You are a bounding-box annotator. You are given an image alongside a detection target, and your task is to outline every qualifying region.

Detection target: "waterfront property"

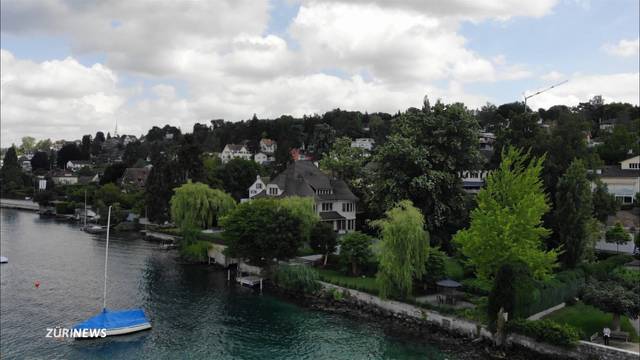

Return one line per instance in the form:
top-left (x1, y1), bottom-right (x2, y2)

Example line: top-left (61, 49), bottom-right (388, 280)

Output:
top-left (248, 160), bottom-right (358, 232)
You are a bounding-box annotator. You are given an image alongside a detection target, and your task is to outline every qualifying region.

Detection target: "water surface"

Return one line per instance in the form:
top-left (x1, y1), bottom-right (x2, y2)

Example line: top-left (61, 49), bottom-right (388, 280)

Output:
top-left (1, 209), bottom-right (451, 359)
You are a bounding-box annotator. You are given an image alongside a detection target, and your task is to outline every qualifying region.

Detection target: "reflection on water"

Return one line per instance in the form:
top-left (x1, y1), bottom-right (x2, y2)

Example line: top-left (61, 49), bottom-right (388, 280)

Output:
top-left (1, 209), bottom-right (449, 359)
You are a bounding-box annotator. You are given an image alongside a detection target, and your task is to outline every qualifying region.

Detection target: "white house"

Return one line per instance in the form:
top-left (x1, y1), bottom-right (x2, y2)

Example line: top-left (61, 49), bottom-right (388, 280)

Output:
top-left (259, 139), bottom-right (277, 154)
top-left (596, 155), bottom-right (640, 205)
top-left (66, 160), bottom-right (91, 171)
top-left (51, 172), bottom-right (79, 185)
top-left (254, 152), bottom-right (274, 165)
top-left (219, 144), bottom-right (252, 163)
top-left (459, 170), bottom-right (490, 194)
top-left (478, 132), bottom-right (496, 151)
top-left (248, 161), bottom-right (358, 233)
top-left (350, 138), bottom-right (375, 151)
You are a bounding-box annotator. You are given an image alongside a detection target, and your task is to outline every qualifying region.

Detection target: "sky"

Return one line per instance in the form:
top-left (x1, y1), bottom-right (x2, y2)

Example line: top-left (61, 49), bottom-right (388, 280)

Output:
top-left (1, 0), bottom-right (638, 146)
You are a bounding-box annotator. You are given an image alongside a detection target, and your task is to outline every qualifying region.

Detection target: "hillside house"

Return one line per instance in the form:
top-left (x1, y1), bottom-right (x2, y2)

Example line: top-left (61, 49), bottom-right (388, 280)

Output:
top-left (248, 161), bottom-right (358, 233)
top-left (350, 138), bottom-right (375, 151)
top-left (220, 144), bottom-right (252, 163)
top-left (595, 155), bottom-right (639, 205)
top-left (259, 139), bottom-right (277, 154)
top-left (121, 166), bottom-right (152, 189)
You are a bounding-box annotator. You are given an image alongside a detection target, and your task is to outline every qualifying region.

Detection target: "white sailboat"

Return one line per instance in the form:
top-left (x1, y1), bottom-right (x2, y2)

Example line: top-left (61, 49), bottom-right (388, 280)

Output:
top-left (73, 206), bottom-right (151, 338)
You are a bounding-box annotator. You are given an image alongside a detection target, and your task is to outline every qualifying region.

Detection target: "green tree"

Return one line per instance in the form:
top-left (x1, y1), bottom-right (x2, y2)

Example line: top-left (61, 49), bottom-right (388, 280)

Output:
top-left (145, 159), bottom-right (183, 223)
top-left (591, 179), bottom-right (619, 222)
top-left (320, 136), bottom-right (366, 182)
top-left (279, 196), bottom-right (319, 242)
top-left (19, 136), bottom-right (36, 155)
top-left (57, 143), bottom-right (83, 168)
top-left (81, 135), bottom-right (92, 160)
top-left (170, 182), bottom-right (236, 230)
top-left (339, 231), bottom-right (372, 276)
top-left (2, 146), bottom-right (19, 170)
top-left (597, 126), bottom-right (638, 164)
top-left (30, 151), bottom-right (50, 171)
top-left (582, 280), bottom-right (640, 331)
top-left (368, 103), bottom-right (481, 249)
top-left (373, 200), bottom-right (430, 299)
top-left (35, 139), bottom-right (52, 152)
top-left (219, 158), bottom-right (261, 201)
top-left (309, 222), bottom-right (337, 266)
top-left (95, 183), bottom-right (123, 206)
top-left (453, 147), bottom-right (558, 282)
top-left (420, 247), bottom-right (447, 291)
top-left (100, 162), bottom-right (127, 185)
top-left (202, 154), bottom-right (224, 189)
top-left (552, 160), bottom-right (593, 268)
top-left (605, 222), bottom-right (631, 253)
top-left (221, 199), bottom-right (303, 265)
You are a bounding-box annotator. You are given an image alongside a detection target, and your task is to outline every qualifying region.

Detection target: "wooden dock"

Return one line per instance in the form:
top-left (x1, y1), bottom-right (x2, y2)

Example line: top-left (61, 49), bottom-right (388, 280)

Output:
top-left (0, 199), bottom-right (39, 212)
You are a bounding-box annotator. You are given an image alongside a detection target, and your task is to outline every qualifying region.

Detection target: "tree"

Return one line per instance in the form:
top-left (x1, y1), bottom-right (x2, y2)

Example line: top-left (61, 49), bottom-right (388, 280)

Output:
top-left (92, 132), bottom-right (105, 155)
top-left (2, 146), bottom-right (19, 170)
top-left (219, 158), bottom-right (261, 201)
top-left (221, 199), bottom-right (303, 265)
top-left (453, 147), bottom-right (558, 282)
top-left (310, 222), bottom-right (337, 266)
top-left (420, 247), bottom-right (447, 291)
top-left (177, 134), bottom-right (204, 181)
top-left (309, 123), bottom-right (336, 157)
top-left (487, 261), bottom-right (535, 325)
top-left (35, 139), bottom-right (52, 152)
top-left (373, 200), bottom-right (430, 299)
top-left (95, 183), bottom-right (123, 206)
top-left (339, 231), bottom-right (372, 276)
top-left (582, 280), bottom-right (640, 331)
top-left (170, 182), bottom-right (236, 230)
top-left (278, 196), bottom-right (320, 242)
top-left (591, 179), bottom-right (619, 223)
top-left (367, 103), bottom-right (481, 249)
top-left (81, 135), bottom-right (92, 160)
top-left (552, 160), bottom-right (593, 268)
top-left (605, 223), bottom-right (631, 253)
top-left (56, 143), bottom-right (83, 168)
top-left (145, 159), bottom-right (183, 223)
top-left (597, 126), bottom-right (638, 164)
top-left (30, 151), bottom-right (50, 171)
top-left (320, 136), bottom-right (366, 182)
top-left (100, 163), bottom-right (128, 185)
top-left (19, 136), bottom-right (36, 155)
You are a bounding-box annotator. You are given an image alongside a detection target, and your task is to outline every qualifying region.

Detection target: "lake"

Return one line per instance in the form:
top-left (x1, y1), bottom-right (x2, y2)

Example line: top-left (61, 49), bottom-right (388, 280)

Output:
top-left (0, 208), bottom-right (453, 359)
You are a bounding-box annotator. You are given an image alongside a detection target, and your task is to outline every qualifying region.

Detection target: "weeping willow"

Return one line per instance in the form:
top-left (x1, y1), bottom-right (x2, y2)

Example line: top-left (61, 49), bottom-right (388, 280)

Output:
top-left (373, 200), bottom-right (430, 299)
top-left (170, 182), bottom-right (236, 230)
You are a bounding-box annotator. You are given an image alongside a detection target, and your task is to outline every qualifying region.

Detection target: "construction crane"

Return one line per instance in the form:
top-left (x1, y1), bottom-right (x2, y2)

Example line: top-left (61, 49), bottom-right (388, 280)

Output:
top-left (522, 80), bottom-right (568, 111)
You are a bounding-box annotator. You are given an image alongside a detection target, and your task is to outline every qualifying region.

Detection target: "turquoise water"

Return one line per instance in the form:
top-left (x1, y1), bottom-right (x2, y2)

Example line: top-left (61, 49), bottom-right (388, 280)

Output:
top-left (0, 209), bottom-right (452, 359)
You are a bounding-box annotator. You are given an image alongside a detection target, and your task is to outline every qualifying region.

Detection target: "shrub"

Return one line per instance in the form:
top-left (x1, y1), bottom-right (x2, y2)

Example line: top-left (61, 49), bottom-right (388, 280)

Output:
top-left (516, 269), bottom-right (586, 318)
top-left (180, 240), bottom-right (210, 262)
top-left (272, 264), bottom-right (321, 294)
top-left (581, 254), bottom-right (633, 280)
top-left (507, 319), bottom-right (581, 348)
top-left (462, 278), bottom-right (491, 296)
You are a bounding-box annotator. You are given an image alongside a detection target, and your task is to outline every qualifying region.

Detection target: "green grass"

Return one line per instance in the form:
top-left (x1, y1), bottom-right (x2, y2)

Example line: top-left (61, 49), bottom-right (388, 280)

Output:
top-left (317, 268), bottom-right (379, 294)
top-left (543, 302), bottom-right (639, 342)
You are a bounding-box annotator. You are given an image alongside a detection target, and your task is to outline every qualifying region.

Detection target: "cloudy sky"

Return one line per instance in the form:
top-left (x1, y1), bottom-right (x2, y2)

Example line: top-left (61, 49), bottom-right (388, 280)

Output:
top-left (1, 0), bottom-right (638, 145)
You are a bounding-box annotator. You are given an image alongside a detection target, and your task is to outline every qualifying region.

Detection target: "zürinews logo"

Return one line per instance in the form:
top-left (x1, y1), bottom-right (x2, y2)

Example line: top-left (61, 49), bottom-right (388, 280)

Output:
top-left (46, 328), bottom-right (107, 338)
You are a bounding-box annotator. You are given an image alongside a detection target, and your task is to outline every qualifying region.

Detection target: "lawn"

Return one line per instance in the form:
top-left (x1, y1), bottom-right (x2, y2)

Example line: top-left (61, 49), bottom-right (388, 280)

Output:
top-left (317, 268), bottom-right (379, 295)
top-left (543, 302), bottom-right (639, 342)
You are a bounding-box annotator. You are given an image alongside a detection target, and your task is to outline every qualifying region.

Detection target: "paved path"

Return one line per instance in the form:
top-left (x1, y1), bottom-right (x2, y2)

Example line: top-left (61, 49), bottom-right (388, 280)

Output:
top-left (0, 199), bottom-right (39, 211)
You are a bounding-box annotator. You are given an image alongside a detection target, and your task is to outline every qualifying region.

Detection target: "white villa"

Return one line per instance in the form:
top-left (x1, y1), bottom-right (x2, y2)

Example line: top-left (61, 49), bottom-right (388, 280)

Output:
top-left (66, 160), bottom-right (91, 171)
top-left (351, 138), bottom-right (375, 151)
top-left (260, 138), bottom-right (277, 154)
top-left (459, 170), bottom-right (490, 194)
top-left (248, 161), bottom-right (358, 233)
top-left (254, 152), bottom-right (274, 165)
top-left (595, 155), bottom-right (640, 205)
top-left (219, 144), bottom-right (252, 163)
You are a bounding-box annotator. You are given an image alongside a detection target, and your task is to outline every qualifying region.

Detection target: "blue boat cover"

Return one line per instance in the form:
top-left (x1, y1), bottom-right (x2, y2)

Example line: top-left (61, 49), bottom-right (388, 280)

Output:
top-left (74, 309), bottom-right (150, 330)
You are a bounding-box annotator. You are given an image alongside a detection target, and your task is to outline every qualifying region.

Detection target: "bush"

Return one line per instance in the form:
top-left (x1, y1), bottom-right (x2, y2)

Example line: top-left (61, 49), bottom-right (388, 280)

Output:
top-left (180, 240), bottom-right (210, 262)
top-left (462, 278), bottom-right (491, 296)
top-left (507, 319), bottom-right (581, 348)
top-left (272, 264), bottom-right (321, 294)
top-left (516, 269), bottom-right (586, 318)
top-left (581, 254), bottom-right (633, 280)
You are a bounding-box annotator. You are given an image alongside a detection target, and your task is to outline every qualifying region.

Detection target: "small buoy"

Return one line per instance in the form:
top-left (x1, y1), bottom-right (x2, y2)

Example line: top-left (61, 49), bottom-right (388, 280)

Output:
top-left (35, 280), bottom-right (40, 288)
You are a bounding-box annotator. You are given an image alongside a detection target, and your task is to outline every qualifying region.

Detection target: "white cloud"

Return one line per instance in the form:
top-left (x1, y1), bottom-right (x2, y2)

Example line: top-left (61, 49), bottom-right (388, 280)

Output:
top-left (541, 71), bottom-right (565, 81)
top-left (602, 38), bottom-right (640, 58)
top-left (1, 0), bottom-right (563, 144)
top-left (526, 72), bottom-right (639, 109)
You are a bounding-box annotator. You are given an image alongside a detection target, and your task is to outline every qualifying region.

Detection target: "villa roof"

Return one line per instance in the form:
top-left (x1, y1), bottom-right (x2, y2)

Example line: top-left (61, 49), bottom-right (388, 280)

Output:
top-left (225, 144), bottom-right (246, 151)
top-left (600, 165), bottom-right (640, 178)
top-left (265, 161), bottom-right (358, 201)
top-left (319, 211), bottom-right (345, 221)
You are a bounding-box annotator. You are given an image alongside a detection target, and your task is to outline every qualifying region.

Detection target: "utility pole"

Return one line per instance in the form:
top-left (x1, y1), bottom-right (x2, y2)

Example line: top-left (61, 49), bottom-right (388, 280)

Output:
top-left (522, 80), bottom-right (568, 112)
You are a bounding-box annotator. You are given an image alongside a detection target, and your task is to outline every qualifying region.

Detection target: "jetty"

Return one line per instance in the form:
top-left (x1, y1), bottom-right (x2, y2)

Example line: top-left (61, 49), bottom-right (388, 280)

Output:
top-left (142, 230), bottom-right (180, 242)
top-left (0, 199), bottom-right (39, 212)
top-left (236, 275), bottom-right (264, 290)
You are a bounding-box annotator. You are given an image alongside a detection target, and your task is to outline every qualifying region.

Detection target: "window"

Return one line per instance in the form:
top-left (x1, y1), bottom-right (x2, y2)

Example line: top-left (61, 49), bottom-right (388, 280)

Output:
top-left (629, 163), bottom-right (639, 169)
top-left (256, 183), bottom-right (262, 189)
top-left (269, 187), bottom-right (278, 195)
top-left (321, 202), bottom-right (333, 211)
top-left (338, 220), bottom-right (346, 230)
top-left (342, 202), bottom-right (354, 212)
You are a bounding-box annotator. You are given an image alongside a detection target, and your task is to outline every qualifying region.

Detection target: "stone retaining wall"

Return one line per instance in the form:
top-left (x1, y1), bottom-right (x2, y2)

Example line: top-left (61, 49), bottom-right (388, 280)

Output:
top-left (319, 282), bottom-right (639, 360)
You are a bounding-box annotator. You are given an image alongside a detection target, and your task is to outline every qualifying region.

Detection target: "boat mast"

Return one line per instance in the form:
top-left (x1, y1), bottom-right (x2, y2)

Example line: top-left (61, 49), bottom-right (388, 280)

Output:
top-left (103, 206), bottom-right (111, 310)
top-left (84, 190), bottom-right (87, 228)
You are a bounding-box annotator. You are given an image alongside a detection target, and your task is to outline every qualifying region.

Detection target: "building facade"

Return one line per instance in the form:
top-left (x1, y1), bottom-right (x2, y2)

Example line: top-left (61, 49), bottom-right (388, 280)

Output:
top-left (596, 155), bottom-right (640, 205)
top-left (248, 161), bottom-right (357, 233)
top-left (219, 144), bottom-right (252, 163)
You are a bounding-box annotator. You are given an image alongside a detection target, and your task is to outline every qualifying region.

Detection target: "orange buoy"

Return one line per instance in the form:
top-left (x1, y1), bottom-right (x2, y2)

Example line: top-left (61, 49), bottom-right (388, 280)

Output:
top-left (34, 280), bottom-right (40, 288)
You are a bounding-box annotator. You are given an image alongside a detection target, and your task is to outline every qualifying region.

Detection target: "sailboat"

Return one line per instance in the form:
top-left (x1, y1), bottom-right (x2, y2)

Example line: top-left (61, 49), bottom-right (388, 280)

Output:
top-left (73, 206), bottom-right (151, 338)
